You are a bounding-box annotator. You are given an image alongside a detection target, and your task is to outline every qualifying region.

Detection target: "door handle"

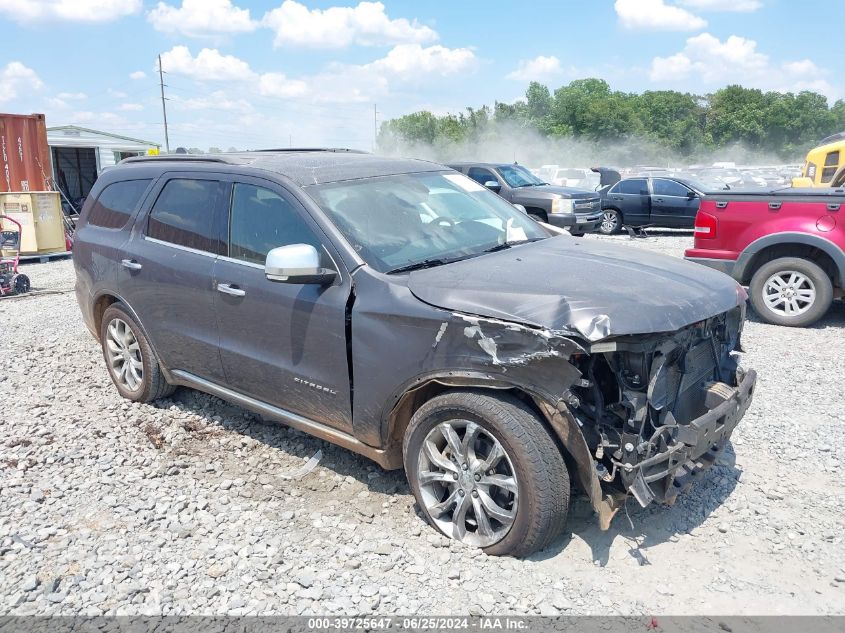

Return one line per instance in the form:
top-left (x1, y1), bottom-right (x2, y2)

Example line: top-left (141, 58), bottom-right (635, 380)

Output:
top-left (654, 198), bottom-right (664, 203)
top-left (217, 283), bottom-right (246, 297)
top-left (121, 259), bottom-right (142, 271)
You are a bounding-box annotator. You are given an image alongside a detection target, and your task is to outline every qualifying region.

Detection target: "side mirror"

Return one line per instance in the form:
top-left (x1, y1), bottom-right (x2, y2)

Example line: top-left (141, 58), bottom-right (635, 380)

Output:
top-left (687, 190), bottom-right (698, 200)
top-left (512, 203), bottom-right (527, 214)
top-left (265, 244), bottom-right (337, 285)
top-left (483, 180), bottom-right (501, 192)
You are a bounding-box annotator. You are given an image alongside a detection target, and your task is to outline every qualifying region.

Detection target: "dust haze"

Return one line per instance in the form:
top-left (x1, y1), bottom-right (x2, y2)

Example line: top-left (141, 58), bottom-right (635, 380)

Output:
top-left (378, 123), bottom-right (793, 168)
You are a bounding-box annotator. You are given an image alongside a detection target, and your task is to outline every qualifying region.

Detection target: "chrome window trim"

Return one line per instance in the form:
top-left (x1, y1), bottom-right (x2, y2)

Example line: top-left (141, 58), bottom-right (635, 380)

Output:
top-left (143, 236), bottom-right (217, 258)
top-left (217, 255), bottom-right (263, 270)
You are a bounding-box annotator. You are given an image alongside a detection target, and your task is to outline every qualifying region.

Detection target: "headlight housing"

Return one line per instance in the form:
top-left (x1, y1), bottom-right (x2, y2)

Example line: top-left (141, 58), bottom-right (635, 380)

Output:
top-left (551, 198), bottom-right (574, 214)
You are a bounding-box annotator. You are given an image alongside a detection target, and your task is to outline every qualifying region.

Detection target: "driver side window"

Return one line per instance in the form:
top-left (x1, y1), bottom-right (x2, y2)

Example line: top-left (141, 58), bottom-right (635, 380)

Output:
top-left (467, 167), bottom-right (496, 186)
top-left (228, 183), bottom-right (322, 265)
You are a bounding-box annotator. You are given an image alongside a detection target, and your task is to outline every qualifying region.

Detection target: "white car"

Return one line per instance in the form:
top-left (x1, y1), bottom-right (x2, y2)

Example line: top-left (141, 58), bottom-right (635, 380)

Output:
top-left (551, 168), bottom-right (600, 190)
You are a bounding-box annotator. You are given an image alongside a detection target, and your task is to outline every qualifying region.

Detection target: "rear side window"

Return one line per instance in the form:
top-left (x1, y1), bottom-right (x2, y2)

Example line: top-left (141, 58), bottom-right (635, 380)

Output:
top-left (87, 179), bottom-right (151, 229)
top-left (228, 183), bottom-right (321, 265)
top-left (618, 179), bottom-right (648, 195)
top-left (147, 179), bottom-right (222, 253)
top-left (822, 151), bottom-right (840, 183)
top-left (652, 179), bottom-right (689, 197)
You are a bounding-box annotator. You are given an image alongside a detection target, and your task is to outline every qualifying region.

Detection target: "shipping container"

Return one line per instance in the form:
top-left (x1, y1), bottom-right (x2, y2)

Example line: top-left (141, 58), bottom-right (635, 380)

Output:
top-left (0, 113), bottom-right (52, 193)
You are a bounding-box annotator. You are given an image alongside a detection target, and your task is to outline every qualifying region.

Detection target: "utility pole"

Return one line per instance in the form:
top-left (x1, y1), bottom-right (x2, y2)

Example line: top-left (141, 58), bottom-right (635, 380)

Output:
top-left (373, 103), bottom-right (378, 152)
top-left (158, 54), bottom-right (171, 154)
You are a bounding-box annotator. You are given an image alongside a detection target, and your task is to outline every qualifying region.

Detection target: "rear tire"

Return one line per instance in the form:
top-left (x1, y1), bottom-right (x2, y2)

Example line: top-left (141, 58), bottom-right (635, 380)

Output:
top-left (749, 257), bottom-right (832, 327)
top-left (100, 303), bottom-right (175, 402)
top-left (403, 390), bottom-right (570, 557)
top-left (598, 209), bottom-right (621, 235)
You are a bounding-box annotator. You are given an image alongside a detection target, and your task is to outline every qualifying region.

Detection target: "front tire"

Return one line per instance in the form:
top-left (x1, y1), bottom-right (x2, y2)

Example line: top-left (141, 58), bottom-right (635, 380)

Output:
top-left (749, 257), bottom-right (833, 327)
top-left (598, 209), bottom-right (621, 235)
top-left (13, 275), bottom-right (30, 294)
top-left (100, 303), bottom-right (175, 402)
top-left (403, 391), bottom-right (570, 557)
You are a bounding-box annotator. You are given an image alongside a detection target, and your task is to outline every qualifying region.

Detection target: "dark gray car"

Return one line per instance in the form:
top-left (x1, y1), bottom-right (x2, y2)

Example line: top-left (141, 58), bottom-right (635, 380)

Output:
top-left (73, 150), bottom-right (756, 556)
top-left (448, 162), bottom-right (602, 235)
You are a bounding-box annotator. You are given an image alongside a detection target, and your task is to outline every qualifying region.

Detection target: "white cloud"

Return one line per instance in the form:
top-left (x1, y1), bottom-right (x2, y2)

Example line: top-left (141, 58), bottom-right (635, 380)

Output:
top-left (506, 56), bottom-right (562, 82)
top-left (649, 33), bottom-right (837, 99)
top-left (678, 0), bottom-right (762, 11)
top-left (153, 42), bottom-right (475, 110)
top-left (257, 73), bottom-right (309, 98)
top-left (782, 59), bottom-right (820, 76)
top-left (57, 91), bottom-right (86, 100)
top-left (159, 46), bottom-right (256, 81)
top-left (173, 91), bottom-right (254, 113)
top-left (129, 70), bottom-right (147, 80)
top-left (367, 44), bottom-right (476, 79)
top-left (0, 62), bottom-right (43, 103)
top-left (262, 0), bottom-right (437, 48)
top-left (649, 53), bottom-right (694, 81)
top-left (0, 0), bottom-right (141, 22)
top-left (148, 0), bottom-right (256, 38)
top-left (650, 33), bottom-right (767, 82)
top-left (615, 0), bottom-right (706, 31)
top-left (118, 103), bottom-right (144, 111)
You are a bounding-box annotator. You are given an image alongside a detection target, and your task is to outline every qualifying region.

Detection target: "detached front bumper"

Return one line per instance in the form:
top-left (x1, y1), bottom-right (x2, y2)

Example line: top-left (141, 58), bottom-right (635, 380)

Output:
top-left (625, 368), bottom-right (757, 508)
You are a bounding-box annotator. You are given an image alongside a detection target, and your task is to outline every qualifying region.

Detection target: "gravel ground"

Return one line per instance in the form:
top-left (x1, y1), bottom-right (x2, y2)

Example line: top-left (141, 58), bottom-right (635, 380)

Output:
top-left (1, 233), bottom-right (844, 616)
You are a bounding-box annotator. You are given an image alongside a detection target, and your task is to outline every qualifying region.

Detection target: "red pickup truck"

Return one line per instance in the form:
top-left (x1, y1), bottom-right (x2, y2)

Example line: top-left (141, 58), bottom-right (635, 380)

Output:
top-left (685, 188), bottom-right (845, 327)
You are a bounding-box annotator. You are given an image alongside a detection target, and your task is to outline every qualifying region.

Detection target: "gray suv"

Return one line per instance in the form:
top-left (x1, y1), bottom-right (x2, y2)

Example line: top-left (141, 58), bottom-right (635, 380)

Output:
top-left (74, 150), bottom-right (756, 556)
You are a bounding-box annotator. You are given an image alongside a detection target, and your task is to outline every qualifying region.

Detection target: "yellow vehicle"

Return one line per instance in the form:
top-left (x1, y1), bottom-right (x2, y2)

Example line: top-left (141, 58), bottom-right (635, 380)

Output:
top-left (793, 132), bottom-right (845, 187)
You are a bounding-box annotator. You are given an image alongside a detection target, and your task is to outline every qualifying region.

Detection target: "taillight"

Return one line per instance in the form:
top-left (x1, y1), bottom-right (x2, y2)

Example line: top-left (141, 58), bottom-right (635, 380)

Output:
top-left (694, 211), bottom-right (717, 239)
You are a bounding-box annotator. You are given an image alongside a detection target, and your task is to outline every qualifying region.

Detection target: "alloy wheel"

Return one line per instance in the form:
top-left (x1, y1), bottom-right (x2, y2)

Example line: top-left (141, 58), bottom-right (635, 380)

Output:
top-left (416, 420), bottom-right (518, 547)
top-left (762, 270), bottom-right (816, 317)
top-left (600, 211), bottom-right (618, 233)
top-left (105, 318), bottom-right (144, 391)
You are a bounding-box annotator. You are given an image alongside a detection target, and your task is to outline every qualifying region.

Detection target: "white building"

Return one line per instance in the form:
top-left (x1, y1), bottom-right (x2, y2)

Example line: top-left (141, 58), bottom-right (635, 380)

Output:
top-left (46, 125), bottom-right (160, 200)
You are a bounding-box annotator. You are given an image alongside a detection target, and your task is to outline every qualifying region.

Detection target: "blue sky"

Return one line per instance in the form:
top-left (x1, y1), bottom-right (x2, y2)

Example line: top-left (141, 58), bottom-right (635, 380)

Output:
top-left (1, 0), bottom-right (841, 151)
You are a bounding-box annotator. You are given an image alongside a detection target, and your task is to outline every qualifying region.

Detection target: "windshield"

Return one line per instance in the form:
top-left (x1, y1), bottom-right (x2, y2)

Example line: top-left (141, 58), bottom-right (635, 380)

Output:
top-left (496, 165), bottom-right (546, 188)
top-left (307, 171), bottom-right (549, 273)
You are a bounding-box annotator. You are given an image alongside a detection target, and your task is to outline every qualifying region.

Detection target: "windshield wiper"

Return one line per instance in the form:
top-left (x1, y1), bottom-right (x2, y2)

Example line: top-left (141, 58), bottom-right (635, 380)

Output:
top-left (386, 258), bottom-right (451, 274)
top-left (482, 238), bottom-right (543, 254)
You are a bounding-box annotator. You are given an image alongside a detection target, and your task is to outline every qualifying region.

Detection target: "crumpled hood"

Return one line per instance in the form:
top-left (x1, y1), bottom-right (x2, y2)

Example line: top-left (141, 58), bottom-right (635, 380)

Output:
top-left (407, 236), bottom-right (743, 342)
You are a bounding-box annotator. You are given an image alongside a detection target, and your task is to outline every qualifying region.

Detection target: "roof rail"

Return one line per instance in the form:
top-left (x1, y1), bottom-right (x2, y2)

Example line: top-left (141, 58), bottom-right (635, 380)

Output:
top-left (121, 155), bottom-right (233, 165)
top-left (251, 147), bottom-right (369, 154)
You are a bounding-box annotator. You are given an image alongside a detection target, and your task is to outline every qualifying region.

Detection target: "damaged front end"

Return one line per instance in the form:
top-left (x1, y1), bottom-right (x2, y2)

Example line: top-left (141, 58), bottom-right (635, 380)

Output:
top-left (567, 304), bottom-right (756, 510)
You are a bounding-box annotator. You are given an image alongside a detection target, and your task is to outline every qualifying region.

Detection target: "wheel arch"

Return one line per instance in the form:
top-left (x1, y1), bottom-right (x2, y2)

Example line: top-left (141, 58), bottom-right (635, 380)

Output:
top-left (523, 206), bottom-right (548, 222)
top-left (736, 233), bottom-right (845, 288)
top-left (91, 291), bottom-right (168, 370)
top-left (382, 373), bottom-right (619, 529)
